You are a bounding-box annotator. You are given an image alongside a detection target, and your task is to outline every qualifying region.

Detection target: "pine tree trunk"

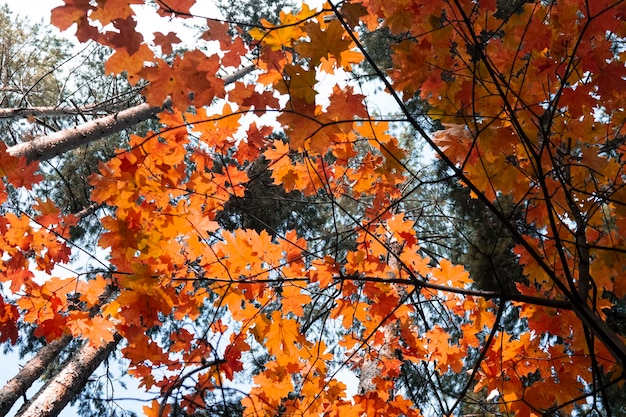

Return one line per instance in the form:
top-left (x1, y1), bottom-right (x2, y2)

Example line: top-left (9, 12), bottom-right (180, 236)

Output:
top-left (7, 102), bottom-right (163, 162)
top-left (0, 335), bottom-right (72, 417)
top-left (6, 65), bottom-right (255, 162)
top-left (0, 103), bottom-right (137, 119)
top-left (15, 335), bottom-right (122, 417)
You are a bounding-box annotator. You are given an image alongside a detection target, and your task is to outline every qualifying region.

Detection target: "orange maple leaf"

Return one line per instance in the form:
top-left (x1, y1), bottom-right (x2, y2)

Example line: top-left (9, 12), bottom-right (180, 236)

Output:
top-left (140, 52), bottom-right (224, 109)
top-left (0, 296), bottom-right (19, 344)
top-left (265, 311), bottom-right (302, 357)
top-left (156, 0), bottom-right (196, 17)
top-left (50, 0), bottom-right (91, 31)
top-left (0, 143), bottom-right (43, 189)
top-left (153, 31), bottom-right (182, 55)
top-left (90, 0), bottom-right (142, 25)
top-left (104, 44), bottom-right (154, 84)
top-left (294, 20), bottom-right (354, 68)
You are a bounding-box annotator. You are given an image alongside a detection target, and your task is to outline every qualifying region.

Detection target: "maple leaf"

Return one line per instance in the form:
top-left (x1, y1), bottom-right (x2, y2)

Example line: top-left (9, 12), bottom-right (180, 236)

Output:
top-left (140, 51), bottom-right (225, 108)
top-left (68, 312), bottom-right (116, 345)
top-left (294, 20), bottom-right (353, 68)
top-left (0, 295), bottom-right (19, 344)
top-left (50, 0), bottom-right (91, 31)
top-left (33, 198), bottom-right (61, 228)
top-left (386, 213), bottom-right (418, 247)
top-left (277, 64), bottom-right (318, 103)
top-left (101, 16), bottom-right (144, 55)
top-left (264, 312), bottom-right (302, 357)
top-left (432, 124), bottom-right (476, 165)
top-left (431, 259), bottom-right (471, 288)
top-left (480, 0), bottom-right (497, 12)
top-left (340, 2), bottom-right (368, 28)
top-left (153, 32), bottom-right (182, 55)
top-left (213, 165), bottom-right (249, 197)
top-left (263, 139), bottom-right (291, 164)
top-left (104, 44), bottom-right (154, 84)
top-left (203, 19), bottom-right (230, 47)
top-left (309, 256), bottom-right (339, 288)
top-left (326, 85), bottom-right (368, 120)
top-left (232, 123), bottom-right (272, 164)
top-left (156, 0), bottom-right (195, 17)
top-left (228, 83), bottom-right (280, 110)
top-left (32, 317), bottom-right (67, 342)
top-left (221, 45), bottom-right (242, 70)
top-left (596, 62), bottom-right (626, 101)
top-left (144, 400), bottom-right (171, 417)
top-left (249, 15), bottom-right (304, 51)
top-left (77, 275), bottom-right (109, 307)
top-left (280, 284), bottom-right (312, 316)
top-left (221, 333), bottom-right (250, 380)
top-left (90, 0), bottom-right (142, 26)
top-left (0, 143), bottom-right (43, 189)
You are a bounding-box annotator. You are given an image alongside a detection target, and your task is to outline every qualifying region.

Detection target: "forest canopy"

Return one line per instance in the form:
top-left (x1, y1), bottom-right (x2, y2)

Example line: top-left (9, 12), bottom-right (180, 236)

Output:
top-left (1, 1), bottom-right (626, 416)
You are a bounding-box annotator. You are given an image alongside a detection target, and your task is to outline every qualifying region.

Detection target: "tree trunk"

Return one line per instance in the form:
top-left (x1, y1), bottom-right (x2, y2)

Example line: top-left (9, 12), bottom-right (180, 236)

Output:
top-left (0, 335), bottom-right (72, 417)
top-left (15, 335), bottom-right (122, 417)
top-left (6, 65), bottom-right (255, 162)
top-left (7, 102), bottom-right (163, 162)
top-left (0, 103), bottom-right (137, 119)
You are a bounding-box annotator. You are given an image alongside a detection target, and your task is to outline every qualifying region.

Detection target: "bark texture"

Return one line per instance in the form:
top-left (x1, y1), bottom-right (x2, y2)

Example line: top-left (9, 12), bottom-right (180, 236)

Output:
top-left (15, 334), bottom-right (122, 417)
top-left (7, 102), bottom-right (162, 162)
top-left (0, 335), bottom-right (72, 417)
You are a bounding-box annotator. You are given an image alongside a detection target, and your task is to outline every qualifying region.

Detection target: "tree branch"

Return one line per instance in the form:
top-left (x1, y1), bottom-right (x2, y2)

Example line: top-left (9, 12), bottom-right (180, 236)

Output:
top-left (0, 104), bottom-right (133, 119)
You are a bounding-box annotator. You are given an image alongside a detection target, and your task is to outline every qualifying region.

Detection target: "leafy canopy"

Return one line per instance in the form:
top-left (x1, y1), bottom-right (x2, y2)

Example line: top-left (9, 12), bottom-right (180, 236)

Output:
top-left (1, 0), bottom-right (626, 416)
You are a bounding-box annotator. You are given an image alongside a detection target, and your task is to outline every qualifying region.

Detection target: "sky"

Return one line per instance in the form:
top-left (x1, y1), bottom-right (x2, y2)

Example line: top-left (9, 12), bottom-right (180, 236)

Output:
top-left (1, 0), bottom-right (62, 23)
top-left (0, 0), bottom-right (222, 40)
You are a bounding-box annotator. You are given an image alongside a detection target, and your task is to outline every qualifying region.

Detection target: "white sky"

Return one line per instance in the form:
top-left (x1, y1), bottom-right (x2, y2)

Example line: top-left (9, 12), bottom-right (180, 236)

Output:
top-left (0, 0), bottom-right (222, 42)
top-left (0, 0), bottom-right (62, 22)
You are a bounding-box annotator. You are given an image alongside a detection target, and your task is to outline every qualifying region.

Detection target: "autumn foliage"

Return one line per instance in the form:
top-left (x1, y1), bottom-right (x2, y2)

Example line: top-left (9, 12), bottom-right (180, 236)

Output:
top-left (2, 0), bottom-right (626, 416)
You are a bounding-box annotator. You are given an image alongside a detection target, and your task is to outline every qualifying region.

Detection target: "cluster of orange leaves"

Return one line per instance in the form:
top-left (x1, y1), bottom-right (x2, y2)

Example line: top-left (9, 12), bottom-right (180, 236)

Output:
top-left (0, 0), bottom-right (625, 416)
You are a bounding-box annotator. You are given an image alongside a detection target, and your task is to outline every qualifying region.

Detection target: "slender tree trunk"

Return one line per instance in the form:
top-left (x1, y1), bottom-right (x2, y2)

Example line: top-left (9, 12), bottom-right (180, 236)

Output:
top-left (7, 102), bottom-right (163, 162)
top-left (0, 335), bottom-right (72, 417)
top-left (15, 335), bottom-right (122, 417)
top-left (0, 103), bottom-right (137, 119)
top-left (6, 65), bottom-right (255, 162)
